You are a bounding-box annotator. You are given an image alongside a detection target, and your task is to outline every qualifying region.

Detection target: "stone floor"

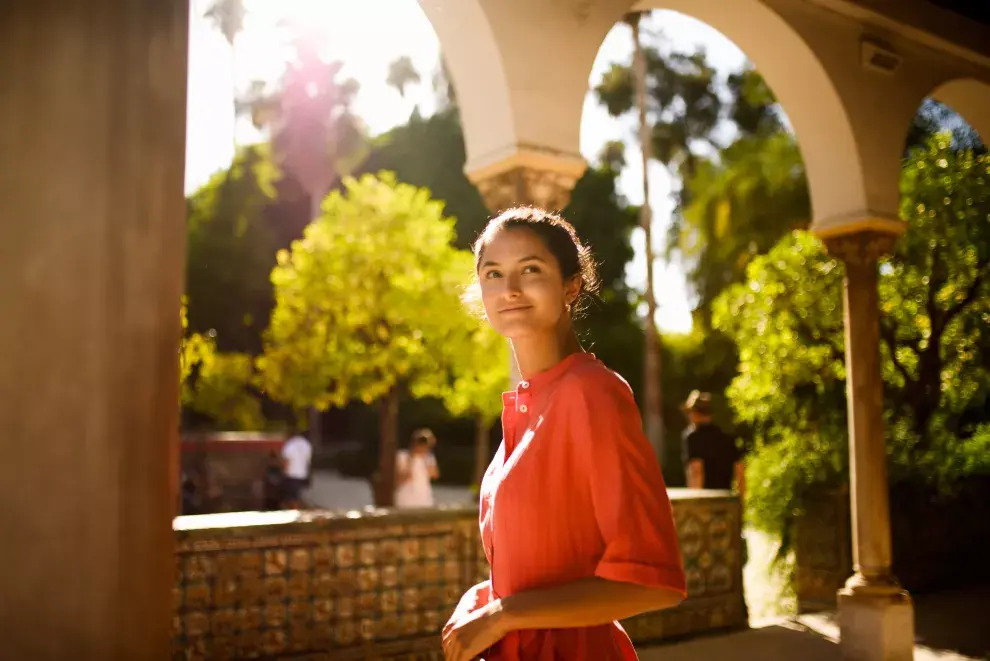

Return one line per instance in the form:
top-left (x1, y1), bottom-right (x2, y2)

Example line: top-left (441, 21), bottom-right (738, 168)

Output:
top-left (641, 584), bottom-right (990, 661)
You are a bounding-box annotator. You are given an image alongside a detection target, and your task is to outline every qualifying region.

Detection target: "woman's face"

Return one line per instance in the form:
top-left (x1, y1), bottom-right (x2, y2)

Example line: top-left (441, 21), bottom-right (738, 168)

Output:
top-left (477, 227), bottom-right (580, 340)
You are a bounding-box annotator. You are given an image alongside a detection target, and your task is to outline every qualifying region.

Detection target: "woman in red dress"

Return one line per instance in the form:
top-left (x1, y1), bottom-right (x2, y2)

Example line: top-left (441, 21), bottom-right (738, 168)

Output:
top-left (441, 207), bottom-right (686, 661)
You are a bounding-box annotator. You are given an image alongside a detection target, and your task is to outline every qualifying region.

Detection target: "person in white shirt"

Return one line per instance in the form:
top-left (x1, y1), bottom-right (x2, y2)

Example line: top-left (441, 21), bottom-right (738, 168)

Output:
top-left (395, 428), bottom-right (440, 508)
top-left (280, 430), bottom-right (313, 509)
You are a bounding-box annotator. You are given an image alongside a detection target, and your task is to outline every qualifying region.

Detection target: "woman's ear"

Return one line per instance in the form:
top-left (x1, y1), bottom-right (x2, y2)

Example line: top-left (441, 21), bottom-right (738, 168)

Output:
top-left (564, 275), bottom-right (583, 308)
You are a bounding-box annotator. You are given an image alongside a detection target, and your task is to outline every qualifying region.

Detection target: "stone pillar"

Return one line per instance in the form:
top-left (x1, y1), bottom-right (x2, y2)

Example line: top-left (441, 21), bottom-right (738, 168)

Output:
top-left (468, 148), bottom-right (587, 387)
top-left (821, 226), bottom-right (914, 661)
top-left (0, 2), bottom-right (188, 660)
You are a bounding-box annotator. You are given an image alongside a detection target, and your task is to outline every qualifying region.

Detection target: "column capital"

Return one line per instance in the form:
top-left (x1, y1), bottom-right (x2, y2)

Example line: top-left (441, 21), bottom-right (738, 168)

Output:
top-left (823, 231), bottom-right (900, 267)
top-left (466, 145), bottom-right (587, 212)
top-left (811, 211), bottom-right (905, 239)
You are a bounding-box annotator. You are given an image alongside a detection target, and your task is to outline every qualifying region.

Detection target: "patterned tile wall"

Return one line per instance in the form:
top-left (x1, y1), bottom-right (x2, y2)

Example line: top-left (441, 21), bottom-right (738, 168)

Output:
top-left (172, 493), bottom-right (743, 660)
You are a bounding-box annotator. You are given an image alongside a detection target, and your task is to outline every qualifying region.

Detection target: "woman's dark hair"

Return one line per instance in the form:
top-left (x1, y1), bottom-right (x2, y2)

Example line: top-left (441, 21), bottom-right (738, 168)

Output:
top-left (472, 206), bottom-right (600, 315)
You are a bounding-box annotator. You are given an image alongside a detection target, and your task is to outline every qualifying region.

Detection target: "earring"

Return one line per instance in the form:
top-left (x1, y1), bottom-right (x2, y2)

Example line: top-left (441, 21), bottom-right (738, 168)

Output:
top-left (565, 302), bottom-right (572, 312)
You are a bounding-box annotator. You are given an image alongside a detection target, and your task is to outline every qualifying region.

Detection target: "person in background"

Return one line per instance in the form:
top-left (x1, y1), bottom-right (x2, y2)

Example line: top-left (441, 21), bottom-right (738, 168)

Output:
top-left (395, 428), bottom-right (440, 508)
top-left (280, 429), bottom-right (313, 509)
top-left (263, 450), bottom-right (283, 510)
top-left (681, 390), bottom-right (745, 501)
top-left (180, 470), bottom-right (202, 516)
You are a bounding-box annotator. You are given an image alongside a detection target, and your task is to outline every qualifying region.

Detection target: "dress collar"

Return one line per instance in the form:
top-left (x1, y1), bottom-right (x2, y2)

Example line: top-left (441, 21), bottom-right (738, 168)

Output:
top-left (514, 352), bottom-right (596, 394)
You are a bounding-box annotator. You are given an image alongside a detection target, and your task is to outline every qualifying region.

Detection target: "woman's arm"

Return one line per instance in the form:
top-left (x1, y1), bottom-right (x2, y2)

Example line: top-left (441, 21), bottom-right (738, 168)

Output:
top-left (497, 577), bottom-right (683, 632)
top-left (427, 452), bottom-right (440, 480)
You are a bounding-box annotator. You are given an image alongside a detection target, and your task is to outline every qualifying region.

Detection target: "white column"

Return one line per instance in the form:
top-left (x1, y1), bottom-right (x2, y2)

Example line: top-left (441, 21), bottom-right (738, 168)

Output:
top-left (822, 228), bottom-right (915, 661)
top-left (0, 2), bottom-right (188, 659)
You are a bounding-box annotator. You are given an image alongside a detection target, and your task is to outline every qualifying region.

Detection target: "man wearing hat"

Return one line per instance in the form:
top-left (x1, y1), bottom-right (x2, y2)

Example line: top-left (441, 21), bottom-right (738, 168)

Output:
top-left (681, 390), bottom-right (745, 500)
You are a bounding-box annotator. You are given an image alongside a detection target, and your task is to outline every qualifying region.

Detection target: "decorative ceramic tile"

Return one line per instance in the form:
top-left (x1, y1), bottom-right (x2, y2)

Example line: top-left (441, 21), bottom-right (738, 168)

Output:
top-left (335, 544), bottom-right (356, 568)
top-left (172, 496), bottom-right (744, 658)
top-left (288, 571), bottom-right (311, 600)
top-left (335, 619), bottom-right (357, 646)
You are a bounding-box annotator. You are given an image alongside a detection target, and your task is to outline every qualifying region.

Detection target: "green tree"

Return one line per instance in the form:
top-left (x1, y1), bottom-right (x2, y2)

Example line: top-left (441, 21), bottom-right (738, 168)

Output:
top-left (180, 296), bottom-right (213, 400)
top-left (358, 108), bottom-right (490, 249)
top-left (713, 134), bottom-right (990, 549)
top-left (678, 131), bottom-right (810, 325)
top-left (563, 165), bottom-right (643, 395)
top-left (412, 319), bottom-right (509, 488)
top-left (186, 145), bottom-right (280, 355)
top-left (257, 172), bottom-right (481, 505)
top-left (180, 296), bottom-right (264, 430)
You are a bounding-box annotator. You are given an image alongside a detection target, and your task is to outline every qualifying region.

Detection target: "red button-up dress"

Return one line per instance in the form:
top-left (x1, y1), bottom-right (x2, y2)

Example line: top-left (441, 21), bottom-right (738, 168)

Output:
top-left (455, 352), bottom-right (686, 660)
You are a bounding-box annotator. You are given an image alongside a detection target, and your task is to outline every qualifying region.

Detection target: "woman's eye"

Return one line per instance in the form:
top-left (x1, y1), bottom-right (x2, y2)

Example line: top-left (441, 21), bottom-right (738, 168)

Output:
top-left (522, 265), bottom-right (541, 274)
top-left (484, 270), bottom-right (502, 279)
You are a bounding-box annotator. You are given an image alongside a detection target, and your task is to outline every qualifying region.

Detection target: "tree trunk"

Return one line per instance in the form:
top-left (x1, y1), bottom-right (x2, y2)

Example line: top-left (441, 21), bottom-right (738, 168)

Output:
top-left (473, 417), bottom-right (492, 489)
top-left (629, 13), bottom-right (665, 460)
top-left (307, 190), bottom-right (324, 447)
top-left (374, 388), bottom-right (400, 507)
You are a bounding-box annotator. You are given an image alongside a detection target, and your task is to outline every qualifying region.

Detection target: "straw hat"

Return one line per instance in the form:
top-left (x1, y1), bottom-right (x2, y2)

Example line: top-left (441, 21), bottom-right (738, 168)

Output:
top-left (683, 390), bottom-right (713, 415)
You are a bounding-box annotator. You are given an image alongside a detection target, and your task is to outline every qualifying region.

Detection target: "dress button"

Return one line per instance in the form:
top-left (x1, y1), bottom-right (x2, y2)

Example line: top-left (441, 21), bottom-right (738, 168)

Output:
top-left (519, 404), bottom-right (528, 413)
top-left (519, 381), bottom-right (530, 389)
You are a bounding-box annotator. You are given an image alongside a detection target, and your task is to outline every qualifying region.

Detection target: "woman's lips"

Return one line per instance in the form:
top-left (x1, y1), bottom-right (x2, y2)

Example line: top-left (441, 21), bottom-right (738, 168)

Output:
top-left (499, 305), bottom-right (533, 314)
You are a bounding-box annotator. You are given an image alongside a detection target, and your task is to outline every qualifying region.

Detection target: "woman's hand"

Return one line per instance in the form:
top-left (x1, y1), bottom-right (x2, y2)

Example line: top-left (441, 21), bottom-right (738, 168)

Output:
top-left (441, 598), bottom-right (508, 661)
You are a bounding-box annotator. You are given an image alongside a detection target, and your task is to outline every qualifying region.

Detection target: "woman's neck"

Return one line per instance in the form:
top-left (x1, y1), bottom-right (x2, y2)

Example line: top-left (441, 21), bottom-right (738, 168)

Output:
top-left (512, 327), bottom-right (583, 380)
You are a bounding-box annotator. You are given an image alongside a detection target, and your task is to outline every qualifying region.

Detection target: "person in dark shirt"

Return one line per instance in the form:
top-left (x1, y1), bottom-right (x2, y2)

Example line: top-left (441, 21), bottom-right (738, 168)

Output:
top-left (681, 390), bottom-right (745, 501)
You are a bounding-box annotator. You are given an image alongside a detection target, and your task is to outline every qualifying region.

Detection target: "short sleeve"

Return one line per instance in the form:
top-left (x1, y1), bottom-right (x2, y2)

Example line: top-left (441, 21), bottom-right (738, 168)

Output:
top-left (684, 429), bottom-right (703, 463)
top-left (451, 579), bottom-right (492, 620)
top-left (565, 372), bottom-right (686, 596)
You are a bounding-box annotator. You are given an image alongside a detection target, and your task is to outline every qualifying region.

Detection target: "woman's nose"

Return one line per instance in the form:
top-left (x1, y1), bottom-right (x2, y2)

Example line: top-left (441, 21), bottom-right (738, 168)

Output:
top-left (505, 273), bottom-right (523, 297)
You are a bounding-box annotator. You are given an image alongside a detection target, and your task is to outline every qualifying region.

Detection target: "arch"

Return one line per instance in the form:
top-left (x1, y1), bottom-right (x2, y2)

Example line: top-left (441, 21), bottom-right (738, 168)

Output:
top-left (630, 0), bottom-right (866, 224)
top-left (930, 77), bottom-right (990, 140)
top-left (415, 0), bottom-right (516, 171)
top-left (423, 0), bottom-right (874, 223)
top-left (420, 0), bottom-right (638, 176)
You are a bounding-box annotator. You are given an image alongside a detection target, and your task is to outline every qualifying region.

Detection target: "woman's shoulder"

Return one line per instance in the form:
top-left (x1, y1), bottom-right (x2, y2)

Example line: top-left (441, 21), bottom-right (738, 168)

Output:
top-left (557, 354), bottom-right (635, 402)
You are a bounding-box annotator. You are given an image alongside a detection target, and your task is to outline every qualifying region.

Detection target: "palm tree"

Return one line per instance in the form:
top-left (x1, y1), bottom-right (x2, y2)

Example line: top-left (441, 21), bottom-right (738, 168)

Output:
top-left (386, 56), bottom-right (422, 98)
top-left (596, 19), bottom-right (726, 460)
top-left (204, 0), bottom-right (246, 152)
top-left (596, 15), bottom-right (664, 457)
top-left (239, 26), bottom-right (369, 444)
top-left (627, 12), bottom-right (664, 459)
top-left (598, 139), bottom-right (627, 173)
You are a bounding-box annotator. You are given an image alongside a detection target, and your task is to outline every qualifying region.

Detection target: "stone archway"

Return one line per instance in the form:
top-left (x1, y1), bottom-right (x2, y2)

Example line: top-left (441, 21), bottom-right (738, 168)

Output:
top-left (423, 0), bottom-right (869, 230)
top-left (931, 77), bottom-right (990, 140)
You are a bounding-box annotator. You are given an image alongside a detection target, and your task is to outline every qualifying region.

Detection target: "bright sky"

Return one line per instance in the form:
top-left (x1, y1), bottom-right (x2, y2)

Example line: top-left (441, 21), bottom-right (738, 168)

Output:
top-left (185, 0), bottom-right (747, 333)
